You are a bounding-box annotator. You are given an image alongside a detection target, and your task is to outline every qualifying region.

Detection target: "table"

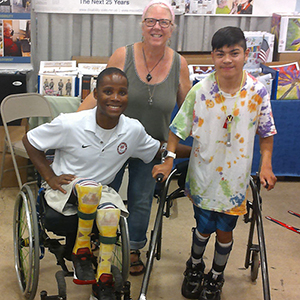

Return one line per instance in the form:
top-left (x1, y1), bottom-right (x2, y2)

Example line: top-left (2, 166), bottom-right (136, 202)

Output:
top-left (29, 96), bottom-right (81, 129)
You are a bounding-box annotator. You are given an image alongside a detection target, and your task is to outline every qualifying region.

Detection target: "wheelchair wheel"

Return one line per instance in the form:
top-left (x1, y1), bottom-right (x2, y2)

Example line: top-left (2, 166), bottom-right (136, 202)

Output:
top-left (250, 250), bottom-right (260, 282)
top-left (13, 184), bottom-right (40, 300)
top-left (111, 215), bottom-right (130, 284)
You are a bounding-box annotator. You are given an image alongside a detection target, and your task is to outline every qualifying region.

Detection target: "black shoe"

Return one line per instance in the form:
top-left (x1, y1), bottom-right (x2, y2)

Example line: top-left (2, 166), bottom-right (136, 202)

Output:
top-left (199, 271), bottom-right (224, 300)
top-left (181, 258), bottom-right (205, 299)
top-left (72, 247), bottom-right (96, 285)
top-left (90, 274), bottom-right (116, 300)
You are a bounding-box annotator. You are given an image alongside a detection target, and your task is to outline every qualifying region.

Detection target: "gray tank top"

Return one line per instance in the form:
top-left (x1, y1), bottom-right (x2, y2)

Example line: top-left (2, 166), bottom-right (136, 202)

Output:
top-left (124, 44), bottom-right (180, 141)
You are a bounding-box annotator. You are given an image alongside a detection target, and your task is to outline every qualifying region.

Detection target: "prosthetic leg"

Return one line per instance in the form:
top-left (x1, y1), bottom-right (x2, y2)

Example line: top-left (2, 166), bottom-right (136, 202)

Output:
top-left (91, 203), bottom-right (121, 300)
top-left (72, 181), bottom-right (102, 285)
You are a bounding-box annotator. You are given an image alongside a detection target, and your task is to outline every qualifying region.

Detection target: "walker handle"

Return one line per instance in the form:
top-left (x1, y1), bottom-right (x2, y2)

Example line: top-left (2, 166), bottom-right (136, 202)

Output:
top-left (156, 173), bottom-right (164, 183)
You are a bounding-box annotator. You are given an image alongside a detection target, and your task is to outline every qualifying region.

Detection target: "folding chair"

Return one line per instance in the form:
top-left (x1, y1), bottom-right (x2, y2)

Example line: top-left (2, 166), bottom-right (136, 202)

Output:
top-left (0, 93), bottom-right (53, 189)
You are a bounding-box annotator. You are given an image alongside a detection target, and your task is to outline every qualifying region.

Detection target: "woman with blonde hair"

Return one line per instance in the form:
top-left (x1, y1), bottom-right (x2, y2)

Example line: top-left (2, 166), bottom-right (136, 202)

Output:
top-left (78, 0), bottom-right (191, 276)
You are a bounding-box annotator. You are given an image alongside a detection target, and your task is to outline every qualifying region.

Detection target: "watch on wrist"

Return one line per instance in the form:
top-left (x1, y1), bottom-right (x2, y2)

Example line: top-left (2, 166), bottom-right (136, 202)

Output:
top-left (160, 142), bottom-right (167, 152)
top-left (162, 150), bottom-right (176, 163)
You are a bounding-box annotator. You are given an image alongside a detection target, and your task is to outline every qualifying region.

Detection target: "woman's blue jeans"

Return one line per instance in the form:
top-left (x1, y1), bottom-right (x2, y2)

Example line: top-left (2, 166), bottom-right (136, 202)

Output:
top-left (109, 157), bottom-right (158, 250)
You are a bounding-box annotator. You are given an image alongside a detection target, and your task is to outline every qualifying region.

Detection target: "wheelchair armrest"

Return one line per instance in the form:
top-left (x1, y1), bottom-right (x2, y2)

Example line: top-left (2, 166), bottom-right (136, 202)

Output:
top-left (174, 160), bottom-right (189, 174)
top-left (173, 160), bottom-right (189, 190)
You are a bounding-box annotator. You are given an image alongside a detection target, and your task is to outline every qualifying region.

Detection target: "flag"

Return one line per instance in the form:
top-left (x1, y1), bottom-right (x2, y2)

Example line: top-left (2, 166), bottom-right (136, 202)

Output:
top-left (258, 38), bottom-right (270, 63)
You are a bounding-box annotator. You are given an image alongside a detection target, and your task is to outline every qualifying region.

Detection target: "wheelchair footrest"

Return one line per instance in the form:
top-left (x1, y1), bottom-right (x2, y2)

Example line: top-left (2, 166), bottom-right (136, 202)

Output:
top-left (40, 290), bottom-right (66, 300)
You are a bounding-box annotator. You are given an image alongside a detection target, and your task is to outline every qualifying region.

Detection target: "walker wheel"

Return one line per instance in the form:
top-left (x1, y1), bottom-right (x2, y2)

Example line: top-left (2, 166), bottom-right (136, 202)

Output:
top-left (250, 250), bottom-right (260, 281)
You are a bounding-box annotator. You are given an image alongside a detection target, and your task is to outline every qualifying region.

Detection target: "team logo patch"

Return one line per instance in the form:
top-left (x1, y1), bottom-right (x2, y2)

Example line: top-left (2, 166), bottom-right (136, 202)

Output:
top-left (117, 142), bottom-right (127, 155)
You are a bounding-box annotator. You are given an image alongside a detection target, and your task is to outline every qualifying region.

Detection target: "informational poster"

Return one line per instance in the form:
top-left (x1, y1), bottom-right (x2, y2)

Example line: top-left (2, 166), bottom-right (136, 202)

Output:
top-left (0, 0), bottom-right (31, 63)
top-left (38, 60), bottom-right (80, 97)
top-left (32, 0), bottom-right (296, 16)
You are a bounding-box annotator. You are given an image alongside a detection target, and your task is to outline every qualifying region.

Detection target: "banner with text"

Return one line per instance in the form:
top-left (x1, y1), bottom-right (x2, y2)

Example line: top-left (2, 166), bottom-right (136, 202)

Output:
top-left (33, 0), bottom-right (148, 14)
top-left (32, 0), bottom-right (297, 16)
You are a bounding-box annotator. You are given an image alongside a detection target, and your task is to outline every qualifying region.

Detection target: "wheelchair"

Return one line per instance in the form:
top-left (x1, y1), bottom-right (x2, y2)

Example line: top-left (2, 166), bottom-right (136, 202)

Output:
top-left (138, 160), bottom-right (272, 300)
top-left (13, 182), bottom-right (132, 300)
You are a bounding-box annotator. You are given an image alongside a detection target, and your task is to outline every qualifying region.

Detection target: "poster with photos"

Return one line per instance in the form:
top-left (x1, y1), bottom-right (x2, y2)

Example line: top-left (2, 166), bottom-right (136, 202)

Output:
top-left (0, 0), bottom-right (31, 63)
top-left (38, 60), bottom-right (79, 97)
top-left (39, 75), bottom-right (77, 97)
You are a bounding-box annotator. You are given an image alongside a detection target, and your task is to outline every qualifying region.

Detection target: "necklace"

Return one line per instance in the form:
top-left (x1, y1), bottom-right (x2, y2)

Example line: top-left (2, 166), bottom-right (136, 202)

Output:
top-left (142, 46), bottom-right (165, 82)
top-left (147, 84), bottom-right (156, 105)
top-left (216, 71), bottom-right (245, 147)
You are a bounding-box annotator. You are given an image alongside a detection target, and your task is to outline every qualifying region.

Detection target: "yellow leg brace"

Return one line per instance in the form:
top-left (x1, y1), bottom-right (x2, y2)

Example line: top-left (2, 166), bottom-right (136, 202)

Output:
top-left (96, 208), bottom-right (120, 281)
top-left (73, 183), bottom-right (102, 255)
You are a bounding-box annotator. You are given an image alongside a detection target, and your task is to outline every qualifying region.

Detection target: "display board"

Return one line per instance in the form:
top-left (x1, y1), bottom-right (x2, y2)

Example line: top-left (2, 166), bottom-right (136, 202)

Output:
top-left (0, 0), bottom-right (31, 63)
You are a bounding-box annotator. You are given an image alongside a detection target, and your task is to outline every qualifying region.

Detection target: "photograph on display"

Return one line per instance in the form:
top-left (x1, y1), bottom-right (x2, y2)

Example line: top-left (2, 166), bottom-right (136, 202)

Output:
top-left (0, 0), bottom-right (12, 13)
top-left (3, 19), bottom-right (31, 57)
top-left (39, 75), bottom-right (77, 97)
top-left (284, 18), bottom-right (300, 51)
top-left (12, 0), bottom-right (31, 13)
top-left (276, 16), bottom-right (300, 53)
top-left (183, 0), bottom-right (253, 15)
top-left (215, 0), bottom-right (253, 15)
top-left (0, 0), bottom-right (31, 13)
top-left (271, 62), bottom-right (300, 100)
top-left (184, 0), bottom-right (214, 14)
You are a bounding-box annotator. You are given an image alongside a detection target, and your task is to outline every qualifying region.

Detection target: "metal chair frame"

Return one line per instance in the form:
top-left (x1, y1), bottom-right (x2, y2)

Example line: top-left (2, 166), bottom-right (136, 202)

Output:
top-left (0, 93), bottom-right (53, 189)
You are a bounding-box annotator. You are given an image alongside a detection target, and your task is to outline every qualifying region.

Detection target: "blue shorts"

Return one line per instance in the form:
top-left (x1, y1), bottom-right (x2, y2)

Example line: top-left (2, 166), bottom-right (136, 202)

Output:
top-left (193, 205), bottom-right (239, 234)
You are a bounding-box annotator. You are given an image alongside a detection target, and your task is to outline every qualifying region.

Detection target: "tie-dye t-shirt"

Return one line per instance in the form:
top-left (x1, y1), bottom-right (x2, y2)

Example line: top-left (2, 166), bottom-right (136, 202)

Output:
top-left (170, 71), bottom-right (276, 216)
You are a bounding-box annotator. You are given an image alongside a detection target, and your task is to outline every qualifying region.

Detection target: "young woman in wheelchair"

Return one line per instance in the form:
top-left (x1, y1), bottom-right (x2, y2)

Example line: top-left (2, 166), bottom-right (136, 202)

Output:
top-left (22, 67), bottom-right (170, 300)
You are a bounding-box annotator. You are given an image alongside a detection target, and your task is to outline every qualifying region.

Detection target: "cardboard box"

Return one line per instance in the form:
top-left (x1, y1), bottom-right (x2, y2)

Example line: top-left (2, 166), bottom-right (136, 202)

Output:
top-left (72, 56), bottom-right (110, 65)
top-left (276, 53), bottom-right (300, 61)
top-left (0, 126), bottom-right (29, 188)
top-left (180, 52), bottom-right (213, 65)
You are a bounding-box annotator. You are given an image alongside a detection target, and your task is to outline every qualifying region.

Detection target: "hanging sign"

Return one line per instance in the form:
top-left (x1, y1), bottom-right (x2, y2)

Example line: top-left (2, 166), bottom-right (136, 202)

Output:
top-left (33, 0), bottom-right (147, 14)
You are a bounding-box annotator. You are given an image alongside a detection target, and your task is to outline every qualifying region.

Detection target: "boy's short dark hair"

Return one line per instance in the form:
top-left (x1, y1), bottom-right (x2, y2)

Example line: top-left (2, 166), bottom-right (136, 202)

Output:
top-left (211, 26), bottom-right (247, 51)
top-left (96, 67), bottom-right (128, 88)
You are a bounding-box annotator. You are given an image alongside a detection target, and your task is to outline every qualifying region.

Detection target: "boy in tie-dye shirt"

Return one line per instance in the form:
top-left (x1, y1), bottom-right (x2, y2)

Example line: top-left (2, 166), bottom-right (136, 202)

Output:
top-left (152, 26), bottom-right (277, 300)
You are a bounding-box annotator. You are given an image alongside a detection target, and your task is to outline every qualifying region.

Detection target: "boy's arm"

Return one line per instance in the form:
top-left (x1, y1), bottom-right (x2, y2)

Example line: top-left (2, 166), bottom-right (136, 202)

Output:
top-left (154, 142), bottom-right (191, 160)
top-left (22, 134), bottom-right (75, 193)
top-left (152, 130), bottom-right (181, 181)
top-left (259, 135), bottom-right (277, 190)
